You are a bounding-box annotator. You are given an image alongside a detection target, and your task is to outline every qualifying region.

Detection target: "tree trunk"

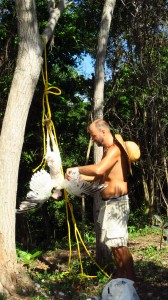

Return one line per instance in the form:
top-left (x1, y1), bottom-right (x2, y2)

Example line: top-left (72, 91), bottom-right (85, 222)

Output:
top-left (93, 0), bottom-right (116, 268)
top-left (0, 0), bottom-right (66, 295)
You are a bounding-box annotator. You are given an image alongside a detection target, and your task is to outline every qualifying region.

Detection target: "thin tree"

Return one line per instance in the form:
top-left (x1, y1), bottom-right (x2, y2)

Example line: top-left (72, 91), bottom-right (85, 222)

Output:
top-left (0, 0), bottom-right (66, 295)
top-left (93, 0), bottom-right (116, 266)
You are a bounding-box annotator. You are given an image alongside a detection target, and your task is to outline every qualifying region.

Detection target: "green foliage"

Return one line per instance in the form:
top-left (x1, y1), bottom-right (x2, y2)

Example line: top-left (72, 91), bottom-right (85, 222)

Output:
top-left (16, 249), bottom-right (42, 266)
top-left (33, 297), bottom-right (46, 300)
top-left (84, 231), bottom-right (95, 244)
top-left (46, 200), bottom-right (68, 241)
top-left (137, 245), bottom-right (161, 261)
top-left (129, 205), bottom-right (148, 229)
top-left (128, 225), bottom-right (136, 233)
top-left (21, 150), bottom-right (36, 165)
top-left (129, 225), bottom-right (158, 238)
top-left (0, 294), bottom-right (7, 300)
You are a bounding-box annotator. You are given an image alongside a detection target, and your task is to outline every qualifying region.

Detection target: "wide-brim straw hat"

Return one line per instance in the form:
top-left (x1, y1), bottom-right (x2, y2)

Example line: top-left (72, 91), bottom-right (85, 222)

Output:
top-left (115, 134), bottom-right (141, 174)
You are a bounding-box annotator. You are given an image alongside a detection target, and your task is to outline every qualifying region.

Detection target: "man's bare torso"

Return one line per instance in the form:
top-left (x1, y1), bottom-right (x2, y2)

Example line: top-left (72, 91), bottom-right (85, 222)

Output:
top-left (100, 143), bottom-right (129, 199)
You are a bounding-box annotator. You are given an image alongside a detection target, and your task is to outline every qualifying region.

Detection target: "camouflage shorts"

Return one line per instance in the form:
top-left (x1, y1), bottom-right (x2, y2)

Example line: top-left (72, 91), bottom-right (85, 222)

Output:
top-left (98, 195), bottom-right (130, 248)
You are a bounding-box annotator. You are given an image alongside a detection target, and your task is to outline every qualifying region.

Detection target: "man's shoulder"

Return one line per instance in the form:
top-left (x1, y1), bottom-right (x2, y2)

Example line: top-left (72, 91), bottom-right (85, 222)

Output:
top-left (105, 144), bottom-right (121, 158)
top-left (110, 143), bottom-right (120, 153)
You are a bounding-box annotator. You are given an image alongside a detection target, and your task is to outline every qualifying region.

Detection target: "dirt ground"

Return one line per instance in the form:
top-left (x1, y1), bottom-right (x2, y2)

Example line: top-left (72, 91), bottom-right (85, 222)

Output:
top-left (37, 232), bottom-right (168, 299)
top-left (129, 233), bottom-right (168, 300)
top-left (11, 232), bottom-right (168, 300)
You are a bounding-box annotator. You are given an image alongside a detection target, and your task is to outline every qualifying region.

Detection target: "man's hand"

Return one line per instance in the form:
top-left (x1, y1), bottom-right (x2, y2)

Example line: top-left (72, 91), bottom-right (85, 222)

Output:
top-left (65, 167), bottom-right (73, 180)
top-left (65, 167), bottom-right (79, 180)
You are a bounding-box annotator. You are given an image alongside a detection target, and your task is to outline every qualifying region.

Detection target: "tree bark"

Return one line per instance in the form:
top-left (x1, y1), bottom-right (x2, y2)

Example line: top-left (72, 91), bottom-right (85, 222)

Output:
top-left (0, 0), bottom-right (66, 295)
top-left (93, 0), bottom-right (116, 268)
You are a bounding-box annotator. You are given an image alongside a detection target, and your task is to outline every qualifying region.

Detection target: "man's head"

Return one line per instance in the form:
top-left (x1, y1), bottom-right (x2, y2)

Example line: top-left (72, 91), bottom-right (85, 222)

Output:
top-left (88, 119), bottom-right (111, 147)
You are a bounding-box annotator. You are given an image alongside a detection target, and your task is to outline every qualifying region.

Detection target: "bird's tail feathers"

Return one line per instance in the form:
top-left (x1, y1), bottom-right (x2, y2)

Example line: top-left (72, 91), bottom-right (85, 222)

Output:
top-left (16, 201), bottom-right (38, 214)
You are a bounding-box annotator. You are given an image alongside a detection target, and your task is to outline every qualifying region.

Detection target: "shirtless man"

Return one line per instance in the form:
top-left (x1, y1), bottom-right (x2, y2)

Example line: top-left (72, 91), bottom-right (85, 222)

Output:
top-left (65, 119), bottom-right (136, 282)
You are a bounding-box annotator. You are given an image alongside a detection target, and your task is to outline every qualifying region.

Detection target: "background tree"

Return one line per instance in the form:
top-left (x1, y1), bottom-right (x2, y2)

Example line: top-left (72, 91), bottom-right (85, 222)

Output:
top-left (92, 0), bottom-right (117, 267)
top-left (0, 0), bottom-right (66, 295)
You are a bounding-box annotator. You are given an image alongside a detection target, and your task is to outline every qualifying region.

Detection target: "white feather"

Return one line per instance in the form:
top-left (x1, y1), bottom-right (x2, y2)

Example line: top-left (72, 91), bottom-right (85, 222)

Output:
top-left (27, 169), bottom-right (54, 202)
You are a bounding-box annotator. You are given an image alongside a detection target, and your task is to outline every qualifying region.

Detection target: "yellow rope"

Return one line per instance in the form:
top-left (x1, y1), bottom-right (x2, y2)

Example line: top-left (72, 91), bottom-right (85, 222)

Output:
top-left (33, 36), bottom-right (110, 279)
top-left (33, 36), bottom-right (61, 173)
top-left (63, 189), bottom-right (110, 278)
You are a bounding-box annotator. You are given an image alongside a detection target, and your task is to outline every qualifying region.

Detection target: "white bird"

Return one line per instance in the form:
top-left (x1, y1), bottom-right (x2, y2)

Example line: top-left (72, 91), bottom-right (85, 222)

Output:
top-left (16, 130), bottom-right (107, 213)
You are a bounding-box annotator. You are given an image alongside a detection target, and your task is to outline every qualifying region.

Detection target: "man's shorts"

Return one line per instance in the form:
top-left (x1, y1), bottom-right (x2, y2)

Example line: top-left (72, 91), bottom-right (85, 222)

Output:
top-left (97, 195), bottom-right (130, 248)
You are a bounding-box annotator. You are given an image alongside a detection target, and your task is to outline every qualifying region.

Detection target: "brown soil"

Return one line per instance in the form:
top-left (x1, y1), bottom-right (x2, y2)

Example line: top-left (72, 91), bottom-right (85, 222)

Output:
top-left (10, 232), bottom-right (168, 300)
top-left (129, 233), bottom-right (168, 300)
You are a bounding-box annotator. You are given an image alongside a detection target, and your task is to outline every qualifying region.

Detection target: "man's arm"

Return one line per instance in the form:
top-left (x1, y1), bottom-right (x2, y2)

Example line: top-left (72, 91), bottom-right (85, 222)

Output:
top-left (65, 145), bottom-right (119, 179)
top-left (65, 167), bottom-right (97, 181)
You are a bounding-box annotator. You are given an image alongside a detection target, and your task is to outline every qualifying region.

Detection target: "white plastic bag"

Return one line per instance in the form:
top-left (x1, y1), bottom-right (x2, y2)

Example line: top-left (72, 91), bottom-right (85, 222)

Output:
top-left (101, 278), bottom-right (140, 300)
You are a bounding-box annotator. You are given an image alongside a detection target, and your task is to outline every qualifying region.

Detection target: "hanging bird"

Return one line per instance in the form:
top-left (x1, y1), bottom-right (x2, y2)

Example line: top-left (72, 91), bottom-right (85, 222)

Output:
top-left (16, 130), bottom-right (107, 213)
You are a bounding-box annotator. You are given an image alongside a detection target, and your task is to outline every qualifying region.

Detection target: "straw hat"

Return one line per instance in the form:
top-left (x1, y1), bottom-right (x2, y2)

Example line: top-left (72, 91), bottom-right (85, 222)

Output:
top-left (115, 134), bottom-right (140, 174)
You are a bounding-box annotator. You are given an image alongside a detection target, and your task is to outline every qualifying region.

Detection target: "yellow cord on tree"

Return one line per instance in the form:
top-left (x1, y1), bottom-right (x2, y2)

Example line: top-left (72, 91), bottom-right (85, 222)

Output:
top-left (33, 37), bottom-right (61, 173)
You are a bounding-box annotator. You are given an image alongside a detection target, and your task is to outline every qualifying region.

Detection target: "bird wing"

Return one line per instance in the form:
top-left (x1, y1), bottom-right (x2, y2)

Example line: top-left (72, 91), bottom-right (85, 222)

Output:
top-left (63, 179), bottom-right (107, 197)
top-left (16, 170), bottom-right (54, 213)
top-left (62, 168), bottom-right (107, 197)
top-left (28, 169), bottom-right (54, 201)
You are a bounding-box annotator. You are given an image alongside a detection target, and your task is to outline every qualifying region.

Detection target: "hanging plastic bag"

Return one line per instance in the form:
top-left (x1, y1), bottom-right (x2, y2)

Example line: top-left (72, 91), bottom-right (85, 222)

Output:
top-left (101, 278), bottom-right (140, 300)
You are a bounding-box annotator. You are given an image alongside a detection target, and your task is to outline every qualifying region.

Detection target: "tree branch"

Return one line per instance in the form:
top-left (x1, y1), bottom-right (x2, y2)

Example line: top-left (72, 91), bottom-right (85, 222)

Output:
top-left (42, 0), bottom-right (66, 44)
